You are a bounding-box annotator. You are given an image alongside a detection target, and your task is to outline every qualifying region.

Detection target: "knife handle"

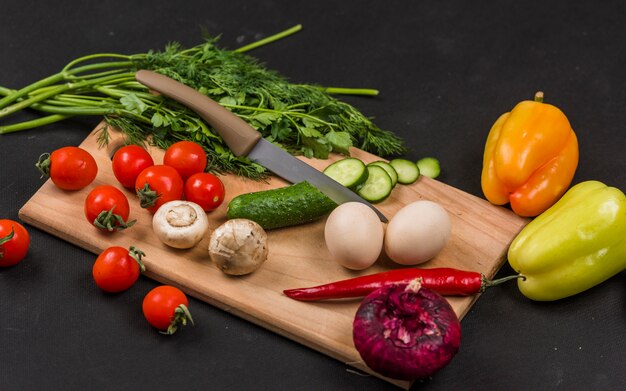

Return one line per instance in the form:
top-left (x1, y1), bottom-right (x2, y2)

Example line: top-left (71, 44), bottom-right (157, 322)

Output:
top-left (135, 70), bottom-right (261, 156)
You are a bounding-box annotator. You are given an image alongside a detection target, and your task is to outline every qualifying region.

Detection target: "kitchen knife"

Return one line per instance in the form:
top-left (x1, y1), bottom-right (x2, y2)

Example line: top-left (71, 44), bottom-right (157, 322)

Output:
top-left (135, 70), bottom-right (388, 222)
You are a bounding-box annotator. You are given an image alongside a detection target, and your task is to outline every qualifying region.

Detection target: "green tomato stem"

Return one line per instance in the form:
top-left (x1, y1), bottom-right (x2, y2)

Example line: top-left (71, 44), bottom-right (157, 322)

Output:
top-left (0, 227), bottom-right (15, 259)
top-left (93, 207), bottom-right (136, 232)
top-left (35, 153), bottom-right (51, 177)
top-left (161, 304), bottom-right (194, 335)
top-left (0, 227), bottom-right (15, 245)
top-left (129, 246), bottom-right (146, 273)
top-left (136, 183), bottom-right (160, 209)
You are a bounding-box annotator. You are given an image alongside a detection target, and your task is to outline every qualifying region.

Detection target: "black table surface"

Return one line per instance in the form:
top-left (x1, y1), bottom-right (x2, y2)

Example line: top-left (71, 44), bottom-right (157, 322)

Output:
top-left (1, 1), bottom-right (625, 390)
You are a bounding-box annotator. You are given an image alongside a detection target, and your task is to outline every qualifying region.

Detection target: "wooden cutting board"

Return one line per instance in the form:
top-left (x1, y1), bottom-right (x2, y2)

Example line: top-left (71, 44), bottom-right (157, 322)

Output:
top-left (19, 123), bottom-right (528, 388)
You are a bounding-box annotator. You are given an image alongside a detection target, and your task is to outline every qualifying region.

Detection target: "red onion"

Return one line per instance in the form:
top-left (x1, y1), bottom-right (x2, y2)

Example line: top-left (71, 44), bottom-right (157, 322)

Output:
top-left (352, 280), bottom-right (461, 380)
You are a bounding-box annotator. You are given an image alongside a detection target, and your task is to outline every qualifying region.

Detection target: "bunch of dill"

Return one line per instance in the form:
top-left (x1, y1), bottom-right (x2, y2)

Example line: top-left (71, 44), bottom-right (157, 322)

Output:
top-left (0, 25), bottom-right (406, 179)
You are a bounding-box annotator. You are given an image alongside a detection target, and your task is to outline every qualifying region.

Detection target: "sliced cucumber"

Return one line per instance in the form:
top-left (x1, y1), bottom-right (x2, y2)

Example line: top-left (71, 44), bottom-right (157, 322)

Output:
top-left (323, 157), bottom-right (368, 189)
top-left (357, 165), bottom-right (393, 203)
top-left (417, 157), bottom-right (441, 179)
top-left (389, 158), bottom-right (420, 184)
top-left (368, 161), bottom-right (398, 187)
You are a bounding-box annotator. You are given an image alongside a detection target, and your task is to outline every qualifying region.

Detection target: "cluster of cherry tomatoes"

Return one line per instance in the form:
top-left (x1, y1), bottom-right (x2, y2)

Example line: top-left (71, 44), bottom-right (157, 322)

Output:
top-left (92, 140), bottom-right (226, 232)
top-left (9, 139), bottom-right (227, 334)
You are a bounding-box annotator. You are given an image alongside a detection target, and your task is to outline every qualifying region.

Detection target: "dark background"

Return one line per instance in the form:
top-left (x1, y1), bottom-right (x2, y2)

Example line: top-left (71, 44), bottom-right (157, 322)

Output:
top-left (1, 1), bottom-right (625, 390)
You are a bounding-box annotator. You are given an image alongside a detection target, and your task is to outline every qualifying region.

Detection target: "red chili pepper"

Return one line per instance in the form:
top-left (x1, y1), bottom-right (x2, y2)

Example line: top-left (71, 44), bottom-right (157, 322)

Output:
top-left (283, 267), bottom-right (522, 301)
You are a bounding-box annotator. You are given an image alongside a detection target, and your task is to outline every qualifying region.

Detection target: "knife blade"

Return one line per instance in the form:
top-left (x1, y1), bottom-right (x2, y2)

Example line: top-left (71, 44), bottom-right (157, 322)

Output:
top-left (135, 70), bottom-right (387, 222)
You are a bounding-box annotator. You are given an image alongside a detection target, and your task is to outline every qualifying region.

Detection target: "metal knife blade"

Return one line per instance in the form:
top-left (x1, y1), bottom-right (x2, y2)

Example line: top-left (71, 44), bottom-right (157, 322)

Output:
top-left (247, 138), bottom-right (388, 220)
top-left (135, 70), bottom-right (387, 222)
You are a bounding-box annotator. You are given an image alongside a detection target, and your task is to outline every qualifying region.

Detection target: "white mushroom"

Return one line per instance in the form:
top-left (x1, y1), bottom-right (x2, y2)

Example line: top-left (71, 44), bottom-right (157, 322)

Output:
top-left (152, 200), bottom-right (209, 249)
top-left (208, 219), bottom-right (268, 276)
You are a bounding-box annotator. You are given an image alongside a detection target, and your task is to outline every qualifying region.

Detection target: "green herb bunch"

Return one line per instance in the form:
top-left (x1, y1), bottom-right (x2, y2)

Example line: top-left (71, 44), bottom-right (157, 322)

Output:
top-left (0, 25), bottom-right (406, 179)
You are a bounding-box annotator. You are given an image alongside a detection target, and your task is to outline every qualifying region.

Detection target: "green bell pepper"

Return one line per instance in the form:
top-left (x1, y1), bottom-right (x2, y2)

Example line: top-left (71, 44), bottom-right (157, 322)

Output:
top-left (508, 180), bottom-right (626, 301)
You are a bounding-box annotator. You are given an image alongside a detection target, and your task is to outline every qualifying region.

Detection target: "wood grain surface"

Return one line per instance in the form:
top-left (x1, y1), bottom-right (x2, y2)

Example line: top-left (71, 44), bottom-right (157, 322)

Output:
top-left (19, 123), bottom-right (528, 388)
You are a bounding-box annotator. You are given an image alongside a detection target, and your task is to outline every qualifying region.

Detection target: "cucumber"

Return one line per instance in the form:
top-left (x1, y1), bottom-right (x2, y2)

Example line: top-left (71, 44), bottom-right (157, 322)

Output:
top-left (416, 157), bottom-right (441, 179)
top-left (356, 165), bottom-right (393, 203)
top-left (323, 157), bottom-right (368, 189)
top-left (389, 158), bottom-right (420, 184)
top-left (368, 161), bottom-right (398, 187)
top-left (226, 181), bottom-right (337, 230)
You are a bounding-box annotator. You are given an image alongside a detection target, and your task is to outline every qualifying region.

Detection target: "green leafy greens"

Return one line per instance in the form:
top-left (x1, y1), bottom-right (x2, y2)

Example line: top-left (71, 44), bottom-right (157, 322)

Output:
top-left (0, 25), bottom-right (406, 179)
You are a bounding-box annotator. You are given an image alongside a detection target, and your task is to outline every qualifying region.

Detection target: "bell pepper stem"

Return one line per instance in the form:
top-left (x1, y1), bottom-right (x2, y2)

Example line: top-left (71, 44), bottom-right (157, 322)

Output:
top-left (534, 91), bottom-right (544, 103)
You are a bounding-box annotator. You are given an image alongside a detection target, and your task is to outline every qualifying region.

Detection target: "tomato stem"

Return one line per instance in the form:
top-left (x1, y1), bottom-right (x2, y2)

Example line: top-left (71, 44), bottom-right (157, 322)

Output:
top-left (129, 246), bottom-right (146, 273)
top-left (161, 304), bottom-right (194, 335)
top-left (35, 153), bottom-right (51, 178)
top-left (136, 183), bottom-right (160, 209)
top-left (0, 227), bottom-right (15, 258)
top-left (93, 206), bottom-right (136, 231)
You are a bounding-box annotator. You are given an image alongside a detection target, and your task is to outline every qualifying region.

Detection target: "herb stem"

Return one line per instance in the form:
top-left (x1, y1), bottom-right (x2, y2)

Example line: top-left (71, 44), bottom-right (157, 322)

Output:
top-left (0, 114), bottom-right (71, 134)
top-left (30, 103), bottom-right (152, 124)
top-left (322, 87), bottom-right (380, 96)
top-left (0, 74), bottom-right (64, 110)
top-left (0, 85), bottom-right (68, 118)
top-left (62, 53), bottom-right (133, 73)
top-left (0, 86), bottom-right (15, 97)
top-left (235, 24), bottom-right (303, 53)
top-left (0, 73), bottom-right (136, 119)
top-left (222, 102), bottom-right (337, 128)
top-left (46, 96), bottom-right (111, 107)
top-left (0, 61), bottom-right (134, 109)
top-left (94, 86), bottom-right (158, 101)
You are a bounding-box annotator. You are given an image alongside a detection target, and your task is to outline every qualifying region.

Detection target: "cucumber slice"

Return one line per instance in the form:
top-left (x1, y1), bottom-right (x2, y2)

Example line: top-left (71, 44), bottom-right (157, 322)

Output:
top-left (323, 157), bottom-right (368, 189)
top-left (389, 158), bottom-right (420, 184)
top-left (416, 157), bottom-right (441, 179)
top-left (368, 161), bottom-right (398, 187)
top-left (357, 165), bottom-right (393, 203)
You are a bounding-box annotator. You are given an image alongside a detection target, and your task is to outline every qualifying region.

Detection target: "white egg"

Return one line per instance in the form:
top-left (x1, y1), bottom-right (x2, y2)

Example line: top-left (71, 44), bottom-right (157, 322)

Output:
top-left (384, 200), bottom-right (451, 265)
top-left (324, 202), bottom-right (384, 270)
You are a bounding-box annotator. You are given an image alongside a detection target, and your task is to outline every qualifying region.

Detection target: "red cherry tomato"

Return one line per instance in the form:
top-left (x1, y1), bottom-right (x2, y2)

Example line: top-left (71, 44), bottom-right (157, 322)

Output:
top-left (0, 219), bottom-right (30, 267)
top-left (184, 172), bottom-right (226, 212)
top-left (93, 246), bottom-right (145, 293)
top-left (36, 146), bottom-right (98, 190)
top-left (135, 165), bottom-right (184, 214)
top-left (163, 141), bottom-right (207, 181)
top-left (112, 145), bottom-right (154, 189)
top-left (84, 185), bottom-right (135, 231)
top-left (142, 285), bottom-right (194, 334)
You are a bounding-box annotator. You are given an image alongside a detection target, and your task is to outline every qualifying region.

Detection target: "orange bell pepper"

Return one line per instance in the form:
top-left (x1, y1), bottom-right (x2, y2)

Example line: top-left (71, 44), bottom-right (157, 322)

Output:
top-left (481, 92), bottom-right (579, 217)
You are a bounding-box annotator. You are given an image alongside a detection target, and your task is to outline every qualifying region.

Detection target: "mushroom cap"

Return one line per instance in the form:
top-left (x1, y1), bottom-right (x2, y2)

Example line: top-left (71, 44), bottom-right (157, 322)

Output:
top-left (208, 219), bottom-right (268, 275)
top-left (152, 200), bottom-right (209, 249)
